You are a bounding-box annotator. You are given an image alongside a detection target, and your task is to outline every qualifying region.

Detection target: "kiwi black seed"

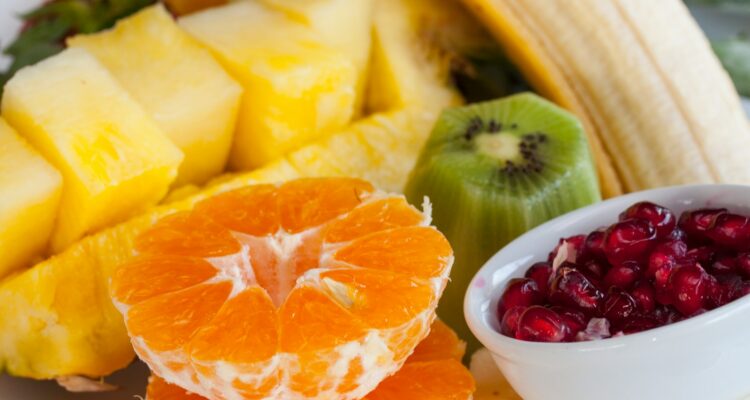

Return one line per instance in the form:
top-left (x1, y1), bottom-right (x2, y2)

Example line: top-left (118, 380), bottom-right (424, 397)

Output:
top-left (405, 92), bottom-right (601, 355)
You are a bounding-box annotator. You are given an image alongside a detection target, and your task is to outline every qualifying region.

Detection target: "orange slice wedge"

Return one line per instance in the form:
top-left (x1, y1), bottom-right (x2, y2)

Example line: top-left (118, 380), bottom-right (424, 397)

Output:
top-left (112, 178), bottom-right (453, 399)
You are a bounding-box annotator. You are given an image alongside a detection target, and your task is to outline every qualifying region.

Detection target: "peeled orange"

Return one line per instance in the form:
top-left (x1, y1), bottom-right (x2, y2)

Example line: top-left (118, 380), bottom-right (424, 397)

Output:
top-left (111, 177), bottom-right (453, 399)
top-left (145, 320), bottom-right (475, 399)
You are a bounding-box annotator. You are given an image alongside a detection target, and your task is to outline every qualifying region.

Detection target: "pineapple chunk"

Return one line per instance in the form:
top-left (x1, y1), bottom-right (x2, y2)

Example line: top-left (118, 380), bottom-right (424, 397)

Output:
top-left (179, 1), bottom-right (357, 170)
top-left (0, 108), bottom-right (437, 379)
top-left (68, 5), bottom-right (242, 187)
top-left (0, 119), bottom-right (62, 278)
top-left (259, 0), bottom-right (374, 112)
top-left (163, 0), bottom-right (227, 15)
top-left (366, 0), bottom-right (464, 113)
top-left (1, 48), bottom-right (183, 253)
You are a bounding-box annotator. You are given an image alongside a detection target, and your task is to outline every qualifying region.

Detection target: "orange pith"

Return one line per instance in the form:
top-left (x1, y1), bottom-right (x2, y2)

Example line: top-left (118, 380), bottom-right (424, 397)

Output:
top-left (111, 178), bottom-right (453, 399)
top-left (145, 320), bottom-right (476, 400)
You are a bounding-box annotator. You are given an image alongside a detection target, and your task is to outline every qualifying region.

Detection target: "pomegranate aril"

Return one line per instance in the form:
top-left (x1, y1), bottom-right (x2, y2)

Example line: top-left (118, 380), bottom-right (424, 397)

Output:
top-left (706, 213), bottom-right (750, 250)
top-left (620, 202), bottom-right (676, 239)
top-left (581, 259), bottom-right (607, 280)
top-left (620, 315), bottom-right (661, 334)
top-left (687, 246), bottom-right (715, 267)
top-left (646, 240), bottom-right (687, 279)
top-left (583, 230), bottom-right (606, 261)
top-left (551, 306), bottom-right (588, 335)
top-left (666, 228), bottom-right (688, 242)
top-left (669, 263), bottom-right (710, 316)
top-left (497, 278), bottom-right (543, 317)
top-left (499, 306), bottom-right (526, 337)
top-left (707, 274), bottom-right (742, 309)
top-left (631, 281), bottom-right (656, 313)
top-left (604, 261), bottom-right (641, 290)
top-left (602, 288), bottom-right (637, 324)
top-left (549, 267), bottom-right (605, 315)
top-left (736, 253), bottom-right (750, 278)
top-left (515, 306), bottom-right (570, 343)
top-left (604, 219), bottom-right (657, 264)
top-left (524, 262), bottom-right (553, 296)
top-left (678, 208), bottom-right (727, 243)
top-left (710, 254), bottom-right (736, 275)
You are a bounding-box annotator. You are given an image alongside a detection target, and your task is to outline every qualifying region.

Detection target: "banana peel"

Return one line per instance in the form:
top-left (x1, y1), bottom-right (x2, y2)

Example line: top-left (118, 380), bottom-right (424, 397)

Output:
top-left (463, 0), bottom-right (750, 197)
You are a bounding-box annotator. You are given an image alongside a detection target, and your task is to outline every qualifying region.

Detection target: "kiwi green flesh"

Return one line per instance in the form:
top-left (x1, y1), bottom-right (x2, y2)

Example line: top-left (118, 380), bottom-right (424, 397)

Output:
top-left (405, 92), bottom-right (601, 357)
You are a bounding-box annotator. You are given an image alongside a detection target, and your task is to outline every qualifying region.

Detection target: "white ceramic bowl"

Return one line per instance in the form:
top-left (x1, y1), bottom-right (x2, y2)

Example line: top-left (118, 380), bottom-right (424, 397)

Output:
top-left (465, 184), bottom-right (750, 400)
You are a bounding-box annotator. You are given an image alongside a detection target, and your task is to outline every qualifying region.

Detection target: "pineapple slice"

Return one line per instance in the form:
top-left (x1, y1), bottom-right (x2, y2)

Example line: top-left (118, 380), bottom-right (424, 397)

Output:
top-left (179, 0), bottom-right (358, 170)
top-left (259, 0), bottom-right (374, 112)
top-left (1, 48), bottom-right (183, 253)
top-left (0, 119), bottom-right (62, 278)
top-left (68, 5), bottom-right (242, 187)
top-left (0, 108), bottom-right (438, 379)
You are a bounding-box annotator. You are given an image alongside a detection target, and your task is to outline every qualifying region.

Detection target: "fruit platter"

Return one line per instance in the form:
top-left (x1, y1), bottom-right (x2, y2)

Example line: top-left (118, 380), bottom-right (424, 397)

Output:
top-left (1, 0), bottom-right (749, 399)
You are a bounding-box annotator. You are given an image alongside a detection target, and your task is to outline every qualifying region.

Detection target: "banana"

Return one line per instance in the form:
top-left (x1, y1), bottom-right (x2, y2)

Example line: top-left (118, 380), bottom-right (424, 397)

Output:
top-left (462, 0), bottom-right (750, 197)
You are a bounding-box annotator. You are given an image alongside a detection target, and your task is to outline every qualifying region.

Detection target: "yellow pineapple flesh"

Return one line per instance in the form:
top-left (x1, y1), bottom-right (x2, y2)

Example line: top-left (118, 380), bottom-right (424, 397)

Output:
top-left (1, 48), bottom-right (183, 253)
top-left (0, 107), bottom-right (438, 379)
top-left (0, 119), bottom-right (62, 279)
top-left (68, 5), bottom-right (242, 187)
top-left (179, 1), bottom-right (358, 170)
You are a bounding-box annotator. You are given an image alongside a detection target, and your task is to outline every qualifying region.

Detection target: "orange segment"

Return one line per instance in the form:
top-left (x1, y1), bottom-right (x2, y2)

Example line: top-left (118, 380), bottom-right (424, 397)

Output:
top-left (189, 286), bottom-right (278, 364)
top-left (325, 197), bottom-right (425, 243)
top-left (195, 185), bottom-right (279, 236)
top-left (409, 319), bottom-right (466, 363)
top-left (126, 282), bottom-right (231, 352)
top-left (319, 268), bottom-right (435, 329)
top-left (112, 255), bottom-right (216, 306)
top-left (278, 178), bottom-right (373, 233)
top-left (363, 360), bottom-right (475, 400)
top-left (279, 285), bottom-right (367, 353)
top-left (135, 211), bottom-right (240, 257)
top-left (147, 375), bottom-right (204, 400)
top-left (334, 226), bottom-right (452, 278)
top-left (113, 178), bottom-right (452, 399)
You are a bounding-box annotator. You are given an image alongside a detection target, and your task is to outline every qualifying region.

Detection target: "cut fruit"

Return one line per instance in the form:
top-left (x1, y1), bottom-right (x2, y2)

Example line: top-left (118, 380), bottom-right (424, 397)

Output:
top-left (145, 320), bottom-right (475, 400)
top-left (259, 0), bottom-right (373, 114)
top-left (0, 109), bottom-right (430, 380)
top-left (179, 1), bottom-right (358, 170)
top-left (0, 118), bottom-right (62, 278)
top-left (111, 177), bottom-right (452, 399)
top-left (462, 0), bottom-right (750, 196)
top-left (1, 47), bottom-right (183, 252)
top-left (68, 5), bottom-right (242, 187)
top-left (163, 0), bottom-right (227, 15)
top-left (405, 93), bottom-right (600, 354)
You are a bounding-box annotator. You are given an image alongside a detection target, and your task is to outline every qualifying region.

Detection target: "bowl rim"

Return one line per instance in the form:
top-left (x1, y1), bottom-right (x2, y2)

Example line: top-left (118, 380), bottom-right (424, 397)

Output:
top-left (464, 183), bottom-right (750, 357)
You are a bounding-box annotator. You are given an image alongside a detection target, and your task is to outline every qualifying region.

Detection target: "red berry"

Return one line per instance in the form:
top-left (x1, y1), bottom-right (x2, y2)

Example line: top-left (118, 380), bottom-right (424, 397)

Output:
top-left (669, 263), bottom-right (711, 316)
top-left (499, 306), bottom-right (526, 337)
top-left (604, 261), bottom-right (641, 290)
top-left (706, 213), bottom-right (750, 250)
top-left (549, 267), bottom-right (605, 315)
top-left (620, 202), bottom-right (676, 238)
top-left (603, 288), bottom-right (637, 324)
top-left (631, 281), bottom-right (656, 313)
top-left (678, 208), bottom-right (727, 243)
top-left (736, 253), bottom-right (750, 278)
top-left (524, 262), bottom-right (553, 296)
top-left (604, 219), bottom-right (657, 264)
top-left (516, 306), bottom-right (570, 342)
top-left (497, 278), bottom-right (543, 317)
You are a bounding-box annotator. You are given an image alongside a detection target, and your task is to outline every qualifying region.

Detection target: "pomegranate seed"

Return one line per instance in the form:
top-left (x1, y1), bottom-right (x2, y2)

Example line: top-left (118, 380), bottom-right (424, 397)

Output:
top-left (497, 278), bottom-right (543, 317)
top-left (604, 219), bottom-right (657, 264)
top-left (524, 262), bottom-right (553, 296)
top-left (550, 306), bottom-right (588, 336)
top-left (706, 274), bottom-right (741, 309)
top-left (736, 253), bottom-right (750, 278)
top-left (631, 281), bottom-right (656, 313)
top-left (620, 315), bottom-right (661, 334)
top-left (515, 306), bottom-right (570, 342)
top-left (710, 254), bottom-right (736, 275)
top-left (706, 213), bottom-right (750, 250)
top-left (737, 282), bottom-right (750, 298)
top-left (548, 235), bottom-right (586, 263)
top-left (687, 246), bottom-right (716, 268)
top-left (653, 305), bottom-right (684, 325)
top-left (549, 267), bottom-right (605, 314)
top-left (583, 230), bottom-right (606, 261)
top-left (604, 261), bottom-right (641, 290)
top-left (620, 202), bottom-right (676, 238)
top-left (580, 259), bottom-right (607, 281)
top-left (499, 306), bottom-right (526, 337)
top-left (602, 288), bottom-right (637, 324)
top-left (669, 263), bottom-right (710, 316)
top-left (666, 228), bottom-right (688, 241)
top-left (646, 240), bottom-right (687, 279)
top-left (678, 208), bottom-right (727, 243)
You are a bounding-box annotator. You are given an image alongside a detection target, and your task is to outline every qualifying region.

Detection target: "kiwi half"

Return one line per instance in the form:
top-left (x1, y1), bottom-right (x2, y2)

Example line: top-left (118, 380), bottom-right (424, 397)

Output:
top-left (405, 92), bottom-right (601, 356)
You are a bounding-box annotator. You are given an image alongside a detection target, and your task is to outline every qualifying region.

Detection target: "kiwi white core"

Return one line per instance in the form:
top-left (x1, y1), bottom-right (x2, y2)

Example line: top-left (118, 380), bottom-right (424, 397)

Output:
top-left (474, 132), bottom-right (521, 162)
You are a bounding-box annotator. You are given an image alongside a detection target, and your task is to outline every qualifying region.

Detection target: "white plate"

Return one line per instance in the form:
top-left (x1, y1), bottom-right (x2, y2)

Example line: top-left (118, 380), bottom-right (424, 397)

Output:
top-left (0, 1), bottom-right (748, 399)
